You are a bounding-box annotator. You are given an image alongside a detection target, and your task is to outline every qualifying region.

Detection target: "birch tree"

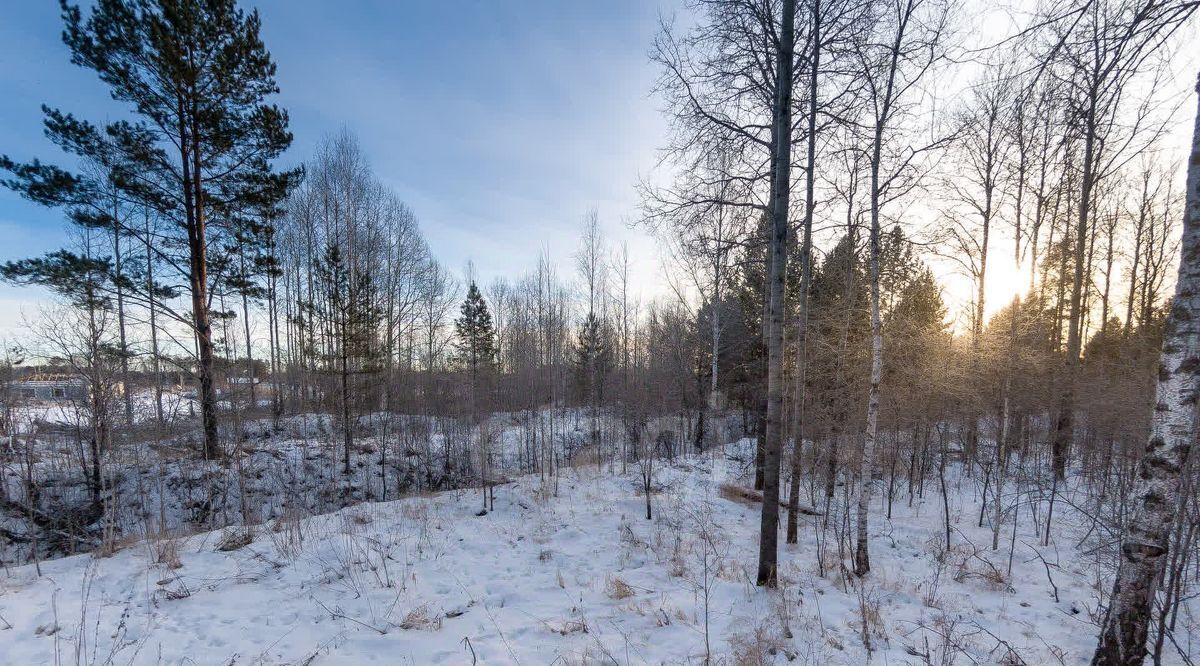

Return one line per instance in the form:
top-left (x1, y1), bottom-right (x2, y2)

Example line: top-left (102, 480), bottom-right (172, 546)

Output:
top-left (1091, 71), bottom-right (1200, 666)
top-left (852, 0), bottom-right (951, 576)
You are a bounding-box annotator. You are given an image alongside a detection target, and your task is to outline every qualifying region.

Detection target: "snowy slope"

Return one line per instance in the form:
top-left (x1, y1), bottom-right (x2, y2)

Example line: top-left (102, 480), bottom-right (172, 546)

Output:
top-left (0, 448), bottom-right (1187, 665)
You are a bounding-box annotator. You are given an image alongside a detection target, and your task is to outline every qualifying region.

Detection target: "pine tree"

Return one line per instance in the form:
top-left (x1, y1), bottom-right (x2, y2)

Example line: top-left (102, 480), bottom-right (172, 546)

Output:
top-left (454, 281), bottom-right (497, 507)
top-left (0, 0), bottom-right (299, 460)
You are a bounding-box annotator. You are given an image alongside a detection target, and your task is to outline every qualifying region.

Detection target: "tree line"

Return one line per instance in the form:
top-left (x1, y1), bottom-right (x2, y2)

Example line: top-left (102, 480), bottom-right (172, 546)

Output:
top-left (643, 0), bottom-right (1198, 662)
top-left (1, 0), bottom-right (1199, 663)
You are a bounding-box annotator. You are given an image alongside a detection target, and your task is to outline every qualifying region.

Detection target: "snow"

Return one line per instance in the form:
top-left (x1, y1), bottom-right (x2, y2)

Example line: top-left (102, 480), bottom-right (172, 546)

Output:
top-left (11, 387), bottom-right (199, 433)
top-left (1, 438), bottom-right (1175, 665)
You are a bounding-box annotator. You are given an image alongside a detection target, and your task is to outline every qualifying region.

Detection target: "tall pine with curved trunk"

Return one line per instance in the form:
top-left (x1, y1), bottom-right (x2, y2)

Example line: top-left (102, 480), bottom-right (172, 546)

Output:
top-left (44, 0), bottom-right (296, 460)
top-left (1091, 73), bottom-right (1200, 666)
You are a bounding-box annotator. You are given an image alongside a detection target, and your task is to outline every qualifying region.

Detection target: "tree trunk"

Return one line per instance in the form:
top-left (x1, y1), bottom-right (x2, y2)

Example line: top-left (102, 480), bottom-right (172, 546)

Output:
top-left (268, 255), bottom-right (283, 424)
top-left (857, 165), bottom-right (883, 576)
top-left (855, 19), bottom-right (904, 577)
top-left (787, 0), bottom-right (819, 546)
top-left (1091, 73), bottom-right (1200, 666)
top-left (145, 209), bottom-right (163, 425)
top-left (1052, 94), bottom-right (1097, 481)
top-left (757, 0), bottom-right (795, 589)
top-left (112, 190), bottom-right (133, 427)
top-left (342, 319), bottom-right (353, 477)
top-left (181, 105), bottom-right (220, 460)
top-left (1125, 177), bottom-right (1148, 337)
top-left (241, 255), bottom-right (256, 409)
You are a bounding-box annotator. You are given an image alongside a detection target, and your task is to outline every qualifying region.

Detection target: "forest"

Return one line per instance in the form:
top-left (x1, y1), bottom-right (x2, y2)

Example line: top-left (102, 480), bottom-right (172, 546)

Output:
top-left (0, 0), bottom-right (1199, 664)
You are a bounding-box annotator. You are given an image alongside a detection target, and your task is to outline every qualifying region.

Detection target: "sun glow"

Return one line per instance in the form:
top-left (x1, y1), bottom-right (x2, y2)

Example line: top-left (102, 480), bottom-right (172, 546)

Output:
top-left (982, 252), bottom-right (1032, 323)
top-left (928, 240), bottom-right (1034, 334)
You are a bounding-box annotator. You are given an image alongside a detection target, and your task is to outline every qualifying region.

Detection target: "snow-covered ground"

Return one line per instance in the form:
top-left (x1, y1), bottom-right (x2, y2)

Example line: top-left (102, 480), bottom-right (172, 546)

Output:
top-left (1, 409), bottom-right (619, 566)
top-left (10, 388), bottom-right (199, 433)
top-left (2, 442), bottom-right (1176, 665)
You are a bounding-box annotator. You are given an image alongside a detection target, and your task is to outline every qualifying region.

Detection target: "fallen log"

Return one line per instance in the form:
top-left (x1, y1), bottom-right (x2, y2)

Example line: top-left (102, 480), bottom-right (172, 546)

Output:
top-left (718, 483), bottom-right (822, 515)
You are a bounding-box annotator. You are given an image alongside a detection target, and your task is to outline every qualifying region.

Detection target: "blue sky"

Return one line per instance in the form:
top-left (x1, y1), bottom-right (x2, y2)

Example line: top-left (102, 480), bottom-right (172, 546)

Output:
top-left (0, 1), bottom-right (679, 335)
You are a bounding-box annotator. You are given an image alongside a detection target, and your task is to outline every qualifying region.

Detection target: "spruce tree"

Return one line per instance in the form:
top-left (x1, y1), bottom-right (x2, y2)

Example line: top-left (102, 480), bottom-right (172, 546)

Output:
top-left (1, 0), bottom-right (298, 460)
top-left (312, 242), bottom-right (381, 475)
top-left (574, 312), bottom-right (612, 403)
top-left (454, 282), bottom-right (497, 388)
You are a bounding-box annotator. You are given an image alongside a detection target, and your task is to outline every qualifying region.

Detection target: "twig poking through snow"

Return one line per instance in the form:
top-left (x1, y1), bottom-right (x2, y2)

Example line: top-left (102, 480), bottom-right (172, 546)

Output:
top-left (1024, 541), bottom-right (1060, 603)
top-left (461, 636), bottom-right (477, 665)
top-left (311, 596), bottom-right (387, 634)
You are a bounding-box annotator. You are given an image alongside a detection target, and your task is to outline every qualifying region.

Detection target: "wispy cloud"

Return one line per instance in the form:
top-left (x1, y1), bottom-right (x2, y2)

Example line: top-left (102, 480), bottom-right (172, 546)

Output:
top-left (0, 1), bottom-right (679, 335)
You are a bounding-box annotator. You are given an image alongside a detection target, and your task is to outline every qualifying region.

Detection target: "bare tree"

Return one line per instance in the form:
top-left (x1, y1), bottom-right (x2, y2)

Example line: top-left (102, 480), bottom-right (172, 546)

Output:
top-left (756, 0), bottom-right (796, 589)
top-left (852, 0), bottom-right (952, 577)
top-left (1091, 71), bottom-right (1200, 666)
top-left (1039, 0), bottom-right (1196, 480)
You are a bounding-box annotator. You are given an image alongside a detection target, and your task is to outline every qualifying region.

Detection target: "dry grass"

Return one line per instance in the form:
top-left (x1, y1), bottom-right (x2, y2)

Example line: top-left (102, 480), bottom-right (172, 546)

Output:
top-left (216, 527), bottom-right (254, 552)
top-left (152, 537), bottom-right (183, 569)
top-left (532, 483), bottom-right (555, 505)
top-left (400, 498), bottom-right (433, 522)
top-left (399, 603), bottom-right (443, 631)
top-left (605, 576), bottom-right (635, 600)
top-left (549, 618), bottom-right (589, 636)
top-left (618, 521), bottom-right (646, 548)
top-left (852, 582), bottom-right (888, 649)
top-left (728, 619), bottom-right (791, 665)
top-left (97, 532), bottom-right (141, 558)
top-left (669, 552), bottom-right (688, 578)
top-left (268, 507), bottom-right (306, 561)
top-left (948, 541), bottom-right (1010, 591)
top-left (567, 445), bottom-right (601, 469)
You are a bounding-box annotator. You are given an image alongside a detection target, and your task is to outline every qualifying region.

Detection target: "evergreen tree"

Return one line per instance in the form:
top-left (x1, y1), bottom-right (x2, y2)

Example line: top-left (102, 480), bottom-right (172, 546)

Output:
top-left (574, 312), bottom-right (612, 404)
top-left (454, 282), bottom-right (497, 384)
top-left (1, 0), bottom-right (299, 460)
top-left (728, 212), bottom-right (770, 489)
top-left (311, 242), bottom-right (381, 475)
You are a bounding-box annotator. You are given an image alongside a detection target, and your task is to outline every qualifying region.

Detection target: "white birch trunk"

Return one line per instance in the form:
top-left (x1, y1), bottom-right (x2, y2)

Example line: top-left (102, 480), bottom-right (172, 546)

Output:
top-left (856, 189), bottom-right (883, 577)
top-left (1092, 73), bottom-right (1200, 666)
